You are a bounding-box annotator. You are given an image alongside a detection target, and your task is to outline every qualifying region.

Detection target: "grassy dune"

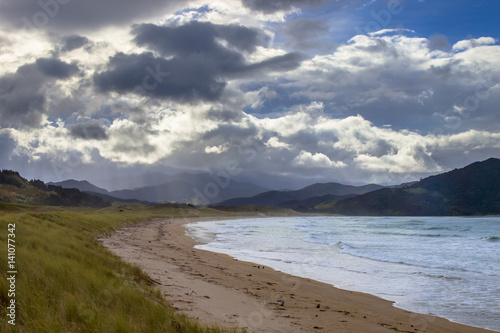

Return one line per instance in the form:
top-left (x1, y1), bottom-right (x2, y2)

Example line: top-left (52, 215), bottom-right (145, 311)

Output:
top-left (0, 204), bottom-right (249, 332)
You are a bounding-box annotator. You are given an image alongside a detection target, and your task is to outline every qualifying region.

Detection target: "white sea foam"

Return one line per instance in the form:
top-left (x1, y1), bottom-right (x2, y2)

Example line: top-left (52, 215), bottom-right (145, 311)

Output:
top-left (186, 216), bottom-right (500, 331)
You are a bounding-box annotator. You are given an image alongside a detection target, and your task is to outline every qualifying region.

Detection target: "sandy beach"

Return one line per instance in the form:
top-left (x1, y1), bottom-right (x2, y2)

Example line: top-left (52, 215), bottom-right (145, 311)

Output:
top-left (100, 217), bottom-right (496, 333)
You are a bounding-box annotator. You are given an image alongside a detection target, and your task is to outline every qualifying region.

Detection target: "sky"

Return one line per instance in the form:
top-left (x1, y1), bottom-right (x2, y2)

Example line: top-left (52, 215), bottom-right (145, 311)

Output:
top-left (0, 0), bottom-right (499, 190)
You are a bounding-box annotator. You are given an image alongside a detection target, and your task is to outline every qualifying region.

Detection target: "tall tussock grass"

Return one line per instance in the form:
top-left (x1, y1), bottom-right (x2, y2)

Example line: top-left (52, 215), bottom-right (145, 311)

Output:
top-left (0, 206), bottom-right (244, 332)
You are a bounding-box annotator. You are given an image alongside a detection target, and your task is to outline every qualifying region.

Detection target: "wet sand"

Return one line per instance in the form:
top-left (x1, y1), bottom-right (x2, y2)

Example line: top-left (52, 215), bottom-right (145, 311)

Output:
top-left (100, 217), bottom-right (496, 333)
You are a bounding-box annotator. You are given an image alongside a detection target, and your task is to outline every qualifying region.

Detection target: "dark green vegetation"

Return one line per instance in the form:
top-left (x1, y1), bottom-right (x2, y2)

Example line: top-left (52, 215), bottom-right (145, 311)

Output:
top-left (0, 204), bottom-right (276, 332)
top-left (318, 158), bottom-right (500, 216)
top-left (0, 170), bottom-right (110, 208)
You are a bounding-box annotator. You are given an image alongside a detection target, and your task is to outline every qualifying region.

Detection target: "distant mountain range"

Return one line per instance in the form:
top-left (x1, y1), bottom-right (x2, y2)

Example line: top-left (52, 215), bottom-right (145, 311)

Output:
top-left (216, 183), bottom-right (384, 211)
top-left (215, 158), bottom-right (500, 216)
top-left (0, 170), bottom-right (110, 208)
top-left (48, 179), bottom-right (109, 194)
top-left (99, 172), bottom-right (185, 191)
top-left (317, 158), bottom-right (500, 216)
top-left (50, 173), bottom-right (269, 205)
top-left (47, 179), bottom-right (157, 206)
top-left (22, 157), bottom-right (500, 215)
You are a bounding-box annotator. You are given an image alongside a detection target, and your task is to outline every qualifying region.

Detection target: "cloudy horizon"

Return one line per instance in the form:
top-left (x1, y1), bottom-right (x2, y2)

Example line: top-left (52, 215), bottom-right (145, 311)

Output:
top-left (0, 0), bottom-right (499, 190)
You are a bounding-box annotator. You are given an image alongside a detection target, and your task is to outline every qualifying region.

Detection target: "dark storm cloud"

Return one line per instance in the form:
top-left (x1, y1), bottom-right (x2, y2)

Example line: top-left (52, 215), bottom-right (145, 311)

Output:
top-left (241, 0), bottom-right (327, 13)
top-left (94, 22), bottom-right (303, 103)
top-left (0, 57), bottom-right (80, 128)
top-left (69, 120), bottom-right (108, 140)
top-left (216, 24), bottom-right (267, 53)
top-left (132, 22), bottom-right (303, 73)
top-left (132, 22), bottom-right (265, 57)
top-left (61, 35), bottom-right (89, 52)
top-left (0, 64), bottom-right (46, 128)
top-left (0, 0), bottom-right (188, 32)
top-left (36, 58), bottom-right (78, 78)
top-left (93, 52), bottom-right (226, 102)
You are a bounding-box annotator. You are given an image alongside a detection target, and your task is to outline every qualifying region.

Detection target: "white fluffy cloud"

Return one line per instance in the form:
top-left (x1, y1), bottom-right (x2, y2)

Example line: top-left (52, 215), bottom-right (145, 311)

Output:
top-left (279, 32), bottom-right (500, 135)
top-left (292, 150), bottom-right (347, 168)
top-left (452, 37), bottom-right (496, 51)
top-left (5, 100), bottom-right (500, 184)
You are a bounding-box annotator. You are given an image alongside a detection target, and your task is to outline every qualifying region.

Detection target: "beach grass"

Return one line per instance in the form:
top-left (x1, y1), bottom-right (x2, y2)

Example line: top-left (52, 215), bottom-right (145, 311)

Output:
top-left (0, 204), bottom-right (246, 332)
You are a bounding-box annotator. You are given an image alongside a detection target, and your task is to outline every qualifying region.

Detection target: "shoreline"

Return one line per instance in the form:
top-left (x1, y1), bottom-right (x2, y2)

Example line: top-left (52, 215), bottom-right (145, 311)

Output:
top-left (100, 216), bottom-right (497, 333)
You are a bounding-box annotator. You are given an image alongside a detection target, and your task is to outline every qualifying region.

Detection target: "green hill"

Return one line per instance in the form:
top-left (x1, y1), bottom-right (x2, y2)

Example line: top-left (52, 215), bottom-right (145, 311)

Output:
top-left (0, 170), bottom-right (110, 208)
top-left (216, 182), bottom-right (383, 207)
top-left (318, 158), bottom-right (500, 216)
top-left (48, 179), bottom-right (110, 194)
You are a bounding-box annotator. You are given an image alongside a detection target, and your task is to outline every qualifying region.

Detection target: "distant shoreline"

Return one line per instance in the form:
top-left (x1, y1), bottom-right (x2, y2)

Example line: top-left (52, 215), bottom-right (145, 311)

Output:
top-left (101, 216), bottom-right (496, 333)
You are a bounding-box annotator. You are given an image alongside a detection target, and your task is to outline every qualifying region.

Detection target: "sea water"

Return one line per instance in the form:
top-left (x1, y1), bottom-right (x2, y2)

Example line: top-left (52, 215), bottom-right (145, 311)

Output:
top-left (186, 216), bottom-right (500, 331)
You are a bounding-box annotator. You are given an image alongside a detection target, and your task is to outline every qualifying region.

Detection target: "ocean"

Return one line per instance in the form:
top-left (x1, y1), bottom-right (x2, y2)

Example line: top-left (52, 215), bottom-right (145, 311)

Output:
top-left (186, 216), bottom-right (500, 331)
